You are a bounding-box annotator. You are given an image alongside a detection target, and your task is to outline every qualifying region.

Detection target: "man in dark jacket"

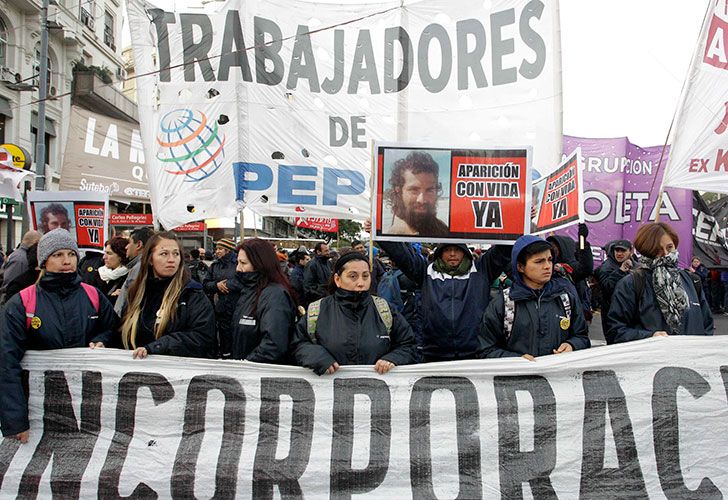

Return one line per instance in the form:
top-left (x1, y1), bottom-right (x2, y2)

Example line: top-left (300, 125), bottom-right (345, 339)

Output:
top-left (114, 227), bottom-right (155, 316)
top-left (303, 242), bottom-right (333, 304)
top-left (0, 230), bottom-right (41, 297)
top-left (203, 238), bottom-right (238, 358)
top-left (594, 239), bottom-right (634, 334)
top-left (187, 248), bottom-right (210, 284)
top-left (377, 239), bottom-right (510, 361)
top-left (546, 224), bottom-right (594, 321)
top-left (288, 249), bottom-right (310, 307)
top-left (480, 235), bottom-right (591, 359)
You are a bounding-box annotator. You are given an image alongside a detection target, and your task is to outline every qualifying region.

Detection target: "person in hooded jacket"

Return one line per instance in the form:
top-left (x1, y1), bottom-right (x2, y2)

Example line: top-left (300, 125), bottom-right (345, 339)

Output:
top-left (292, 252), bottom-right (417, 375)
top-left (594, 239), bottom-right (635, 336)
top-left (119, 232), bottom-right (216, 359)
top-left (0, 229), bottom-right (118, 443)
top-left (371, 218), bottom-right (510, 361)
top-left (480, 235), bottom-right (590, 359)
top-left (230, 238), bottom-right (298, 362)
top-left (607, 222), bottom-right (713, 343)
top-left (546, 224), bottom-right (594, 321)
top-left (203, 238), bottom-right (239, 358)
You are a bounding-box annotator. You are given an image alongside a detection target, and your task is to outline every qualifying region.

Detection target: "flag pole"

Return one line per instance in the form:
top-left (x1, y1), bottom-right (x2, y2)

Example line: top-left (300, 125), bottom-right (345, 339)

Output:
top-left (369, 140), bottom-right (375, 269)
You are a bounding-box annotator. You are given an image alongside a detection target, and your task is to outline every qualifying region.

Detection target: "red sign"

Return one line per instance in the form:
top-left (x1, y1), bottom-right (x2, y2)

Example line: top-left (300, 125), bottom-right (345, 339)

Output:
top-left (295, 217), bottom-right (339, 233)
top-left (173, 222), bottom-right (206, 232)
top-left (532, 150), bottom-right (583, 234)
top-left (74, 203), bottom-right (106, 248)
top-left (110, 213), bottom-right (154, 225)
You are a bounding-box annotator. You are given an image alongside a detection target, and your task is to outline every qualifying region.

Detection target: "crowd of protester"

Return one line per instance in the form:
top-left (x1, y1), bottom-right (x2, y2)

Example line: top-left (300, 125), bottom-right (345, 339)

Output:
top-left (0, 219), bottom-right (720, 443)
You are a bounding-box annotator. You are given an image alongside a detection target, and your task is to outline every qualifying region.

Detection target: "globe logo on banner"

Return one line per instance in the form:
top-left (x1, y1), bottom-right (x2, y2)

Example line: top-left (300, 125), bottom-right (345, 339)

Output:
top-left (156, 109), bottom-right (226, 182)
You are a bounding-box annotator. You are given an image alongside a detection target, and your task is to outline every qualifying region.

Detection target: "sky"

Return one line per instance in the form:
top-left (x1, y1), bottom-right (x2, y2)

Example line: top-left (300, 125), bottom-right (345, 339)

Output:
top-left (121, 0), bottom-right (708, 148)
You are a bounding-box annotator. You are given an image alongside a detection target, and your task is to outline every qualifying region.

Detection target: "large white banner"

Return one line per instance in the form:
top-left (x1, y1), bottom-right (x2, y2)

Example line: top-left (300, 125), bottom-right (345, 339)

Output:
top-left (662, 0), bottom-right (728, 193)
top-left (127, 0), bottom-right (562, 229)
top-left (1, 337), bottom-right (728, 497)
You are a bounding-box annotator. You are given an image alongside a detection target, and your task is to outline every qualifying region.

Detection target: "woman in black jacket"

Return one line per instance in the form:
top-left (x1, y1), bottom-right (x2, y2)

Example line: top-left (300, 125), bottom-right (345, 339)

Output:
top-left (292, 252), bottom-right (417, 375)
top-left (480, 235), bottom-right (591, 359)
top-left (119, 232), bottom-right (216, 359)
top-left (607, 222), bottom-right (713, 343)
top-left (230, 238), bottom-right (298, 362)
top-left (0, 229), bottom-right (118, 443)
top-left (88, 236), bottom-right (129, 305)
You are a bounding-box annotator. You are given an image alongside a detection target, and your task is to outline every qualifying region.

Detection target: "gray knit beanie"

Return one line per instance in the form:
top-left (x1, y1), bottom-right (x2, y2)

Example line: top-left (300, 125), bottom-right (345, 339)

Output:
top-left (38, 228), bottom-right (79, 267)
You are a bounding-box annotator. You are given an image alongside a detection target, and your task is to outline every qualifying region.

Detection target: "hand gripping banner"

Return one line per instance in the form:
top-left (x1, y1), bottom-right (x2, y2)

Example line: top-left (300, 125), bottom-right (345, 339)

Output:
top-left (2, 337), bottom-right (728, 497)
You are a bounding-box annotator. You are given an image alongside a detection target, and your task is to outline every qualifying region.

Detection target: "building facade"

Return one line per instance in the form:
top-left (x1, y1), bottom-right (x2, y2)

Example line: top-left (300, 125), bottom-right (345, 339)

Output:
top-left (0, 0), bottom-right (127, 247)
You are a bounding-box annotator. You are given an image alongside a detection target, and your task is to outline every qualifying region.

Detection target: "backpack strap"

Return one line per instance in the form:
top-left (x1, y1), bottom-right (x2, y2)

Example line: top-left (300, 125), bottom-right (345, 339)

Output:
top-left (632, 268), bottom-right (646, 312)
top-left (20, 285), bottom-right (37, 330)
top-left (80, 283), bottom-right (100, 313)
top-left (685, 271), bottom-right (703, 298)
top-left (559, 292), bottom-right (571, 318)
top-left (371, 296), bottom-right (393, 334)
top-left (503, 287), bottom-right (515, 339)
top-left (306, 299), bottom-right (322, 343)
top-left (21, 283), bottom-right (100, 331)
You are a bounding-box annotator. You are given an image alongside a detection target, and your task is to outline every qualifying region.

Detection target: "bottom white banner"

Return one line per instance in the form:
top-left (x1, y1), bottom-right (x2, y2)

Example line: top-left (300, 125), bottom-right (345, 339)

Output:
top-left (1, 337), bottom-right (727, 498)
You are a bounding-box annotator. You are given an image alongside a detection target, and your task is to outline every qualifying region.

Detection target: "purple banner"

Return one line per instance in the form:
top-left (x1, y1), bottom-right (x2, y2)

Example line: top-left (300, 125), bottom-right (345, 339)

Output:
top-left (561, 136), bottom-right (693, 268)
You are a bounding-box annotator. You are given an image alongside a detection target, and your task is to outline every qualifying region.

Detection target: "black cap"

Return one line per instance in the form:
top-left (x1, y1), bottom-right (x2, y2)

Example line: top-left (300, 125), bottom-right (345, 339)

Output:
top-left (612, 239), bottom-right (632, 251)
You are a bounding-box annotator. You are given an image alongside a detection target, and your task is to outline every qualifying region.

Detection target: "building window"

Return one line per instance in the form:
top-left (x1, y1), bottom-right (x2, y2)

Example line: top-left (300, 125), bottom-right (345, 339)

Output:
top-left (80, 0), bottom-right (95, 30)
top-left (34, 44), bottom-right (52, 91)
top-left (0, 115), bottom-right (5, 144)
top-left (30, 127), bottom-right (52, 169)
top-left (104, 11), bottom-right (115, 51)
top-left (0, 17), bottom-right (8, 67)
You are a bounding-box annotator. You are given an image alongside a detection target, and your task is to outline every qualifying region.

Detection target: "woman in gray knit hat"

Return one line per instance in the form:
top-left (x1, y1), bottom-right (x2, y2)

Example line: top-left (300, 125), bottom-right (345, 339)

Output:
top-left (0, 228), bottom-right (118, 444)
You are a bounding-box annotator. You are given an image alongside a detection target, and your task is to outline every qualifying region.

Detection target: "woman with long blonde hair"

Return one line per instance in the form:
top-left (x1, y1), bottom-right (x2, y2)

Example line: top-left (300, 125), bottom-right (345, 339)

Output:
top-left (120, 232), bottom-right (216, 359)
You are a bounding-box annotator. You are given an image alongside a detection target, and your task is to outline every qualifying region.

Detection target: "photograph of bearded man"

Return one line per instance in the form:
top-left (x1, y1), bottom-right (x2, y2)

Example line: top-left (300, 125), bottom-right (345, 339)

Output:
top-left (382, 150), bottom-right (450, 237)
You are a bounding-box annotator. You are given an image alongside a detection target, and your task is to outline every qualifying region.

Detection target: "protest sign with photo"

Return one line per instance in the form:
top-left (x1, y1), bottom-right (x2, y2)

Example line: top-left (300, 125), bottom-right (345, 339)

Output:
top-left (532, 149), bottom-right (584, 234)
top-left (373, 144), bottom-right (531, 244)
top-left (2, 338), bottom-right (728, 497)
top-left (27, 191), bottom-right (109, 251)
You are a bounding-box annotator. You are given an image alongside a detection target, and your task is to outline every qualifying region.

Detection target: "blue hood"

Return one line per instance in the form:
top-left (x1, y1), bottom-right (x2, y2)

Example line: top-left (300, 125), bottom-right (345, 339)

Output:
top-left (511, 235), bottom-right (549, 288)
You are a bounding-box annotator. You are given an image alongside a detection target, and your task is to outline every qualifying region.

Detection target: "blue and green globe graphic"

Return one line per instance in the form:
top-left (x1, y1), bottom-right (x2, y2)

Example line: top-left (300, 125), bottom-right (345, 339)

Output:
top-left (156, 109), bottom-right (226, 182)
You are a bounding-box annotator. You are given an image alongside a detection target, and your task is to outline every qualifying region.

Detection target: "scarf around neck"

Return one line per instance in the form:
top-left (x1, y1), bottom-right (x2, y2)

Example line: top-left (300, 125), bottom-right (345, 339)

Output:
top-left (639, 251), bottom-right (689, 334)
top-left (433, 256), bottom-right (472, 276)
top-left (98, 265), bottom-right (129, 283)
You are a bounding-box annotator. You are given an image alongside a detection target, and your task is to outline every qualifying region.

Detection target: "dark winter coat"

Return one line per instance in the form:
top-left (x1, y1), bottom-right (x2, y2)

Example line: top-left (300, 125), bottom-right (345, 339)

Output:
top-left (127, 278), bottom-right (217, 358)
top-left (378, 241), bottom-right (510, 361)
top-left (0, 272), bottom-right (118, 436)
top-left (87, 268), bottom-right (128, 306)
top-left (230, 272), bottom-right (297, 362)
top-left (548, 235), bottom-right (594, 318)
top-left (606, 269), bottom-right (714, 343)
top-left (188, 258), bottom-right (210, 285)
top-left (202, 251), bottom-right (239, 356)
top-left (594, 241), bottom-right (636, 333)
top-left (78, 251), bottom-right (105, 284)
top-left (480, 235), bottom-right (591, 358)
top-left (303, 255), bottom-right (333, 303)
top-left (289, 264), bottom-right (306, 306)
top-left (291, 289), bottom-right (417, 375)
